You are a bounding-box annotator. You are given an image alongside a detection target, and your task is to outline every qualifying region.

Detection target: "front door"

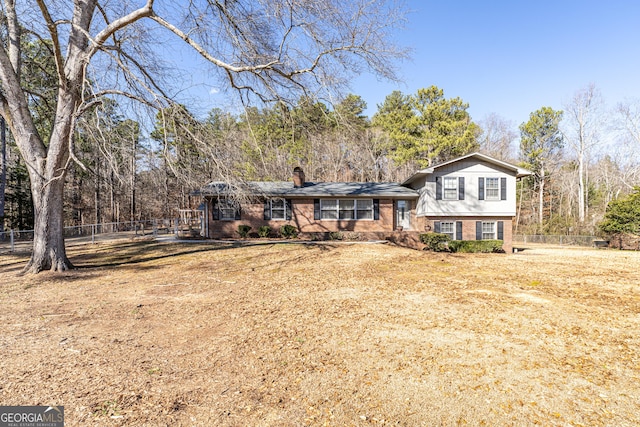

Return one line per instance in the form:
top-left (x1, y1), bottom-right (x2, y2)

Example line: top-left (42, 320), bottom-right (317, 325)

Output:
top-left (396, 200), bottom-right (411, 230)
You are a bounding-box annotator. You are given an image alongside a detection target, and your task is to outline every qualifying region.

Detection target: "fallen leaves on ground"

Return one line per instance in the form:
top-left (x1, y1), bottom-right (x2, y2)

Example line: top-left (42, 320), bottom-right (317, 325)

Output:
top-left (1, 241), bottom-right (639, 426)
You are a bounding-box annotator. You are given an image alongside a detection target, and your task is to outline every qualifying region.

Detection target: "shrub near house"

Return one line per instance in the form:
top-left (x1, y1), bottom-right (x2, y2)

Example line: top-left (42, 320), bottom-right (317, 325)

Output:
top-left (258, 226), bottom-right (271, 238)
top-left (237, 225), bottom-right (251, 238)
top-left (599, 187), bottom-right (640, 249)
top-left (448, 240), bottom-right (504, 253)
top-left (420, 233), bottom-right (504, 253)
top-left (420, 233), bottom-right (451, 252)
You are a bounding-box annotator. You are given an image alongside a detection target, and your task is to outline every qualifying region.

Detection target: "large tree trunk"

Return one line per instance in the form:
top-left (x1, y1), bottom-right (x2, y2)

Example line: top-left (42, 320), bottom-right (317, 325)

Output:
top-left (23, 93), bottom-right (76, 273)
top-left (24, 173), bottom-right (72, 273)
top-left (0, 0), bottom-right (94, 273)
top-left (1, 110), bottom-right (75, 273)
top-left (19, 0), bottom-right (97, 273)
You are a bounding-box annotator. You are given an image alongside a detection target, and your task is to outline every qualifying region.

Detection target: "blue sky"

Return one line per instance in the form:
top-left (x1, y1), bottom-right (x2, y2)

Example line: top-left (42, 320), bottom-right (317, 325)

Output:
top-left (351, 0), bottom-right (640, 125)
top-left (176, 1), bottom-right (640, 127)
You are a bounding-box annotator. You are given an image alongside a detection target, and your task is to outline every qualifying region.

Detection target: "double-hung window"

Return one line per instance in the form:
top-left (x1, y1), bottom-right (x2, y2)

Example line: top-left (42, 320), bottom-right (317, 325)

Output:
top-left (320, 199), bottom-right (373, 220)
top-left (482, 221), bottom-right (496, 240)
top-left (215, 199), bottom-right (239, 220)
top-left (440, 221), bottom-right (455, 240)
top-left (270, 199), bottom-right (286, 220)
top-left (320, 200), bottom-right (338, 219)
top-left (485, 178), bottom-right (500, 200)
top-left (356, 200), bottom-right (373, 219)
top-left (264, 199), bottom-right (291, 220)
top-left (339, 199), bottom-right (355, 219)
top-left (443, 177), bottom-right (458, 200)
top-left (479, 177), bottom-right (506, 201)
top-left (475, 220), bottom-right (504, 241)
top-left (436, 176), bottom-right (464, 200)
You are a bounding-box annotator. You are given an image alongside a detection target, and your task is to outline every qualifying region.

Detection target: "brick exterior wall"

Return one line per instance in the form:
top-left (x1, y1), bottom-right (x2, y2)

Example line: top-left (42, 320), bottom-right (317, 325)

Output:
top-left (206, 198), bottom-right (396, 239)
top-left (205, 196), bottom-right (514, 253)
top-left (424, 216), bottom-right (514, 253)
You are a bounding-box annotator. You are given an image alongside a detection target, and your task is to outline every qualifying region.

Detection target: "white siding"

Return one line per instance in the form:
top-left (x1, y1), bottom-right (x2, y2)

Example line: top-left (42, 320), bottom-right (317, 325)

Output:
top-left (416, 159), bottom-right (518, 217)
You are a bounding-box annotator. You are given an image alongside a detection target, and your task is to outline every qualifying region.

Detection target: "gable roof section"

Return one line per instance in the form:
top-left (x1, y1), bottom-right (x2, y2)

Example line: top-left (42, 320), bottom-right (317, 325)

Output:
top-left (402, 152), bottom-right (533, 185)
top-left (200, 181), bottom-right (419, 199)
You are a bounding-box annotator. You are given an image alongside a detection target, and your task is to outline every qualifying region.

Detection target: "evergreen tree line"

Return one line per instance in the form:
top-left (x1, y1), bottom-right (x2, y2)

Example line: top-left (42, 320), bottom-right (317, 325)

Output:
top-left (1, 82), bottom-right (639, 236)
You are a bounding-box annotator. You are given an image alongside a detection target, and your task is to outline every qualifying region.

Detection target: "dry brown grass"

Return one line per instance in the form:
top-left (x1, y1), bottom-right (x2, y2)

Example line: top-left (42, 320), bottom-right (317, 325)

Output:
top-left (1, 240), bottom-right (639, 426)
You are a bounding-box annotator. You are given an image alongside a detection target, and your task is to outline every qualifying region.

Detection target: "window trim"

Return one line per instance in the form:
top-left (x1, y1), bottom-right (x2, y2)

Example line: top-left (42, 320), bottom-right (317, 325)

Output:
top-left (481, 221), bottom-right (496, 240)
top-left (339, 199), bottom-right (356, 220)
top-left (215, 199), bottom-right (240, 221)
top-left (443, 177), bottom-right (458, 200)
top-left (270, 198), bottom-right (287, 220)
top-left (479, 176), bottom-right (507, 201)
top-left (485, 177), bottom-right (500, 200)
top-left (319, 198), bottom-right (374, 220)
top-left (434, 220), bottom-right (462, 240)
top-left (320, 199), bottom-right (339, 220)
top-left (436, 176), bottom-right (464, 200)
top-left (264, 198), bottom-right (292, 221)
top-left (355, 199), bottom-right (374, 220)
top-left (440, 221), bottom-right (455, 240)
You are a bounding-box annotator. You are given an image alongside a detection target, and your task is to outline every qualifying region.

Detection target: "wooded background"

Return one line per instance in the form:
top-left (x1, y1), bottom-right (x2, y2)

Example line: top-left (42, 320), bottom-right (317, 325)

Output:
top-left (2, 79), bottom-right (638, 236)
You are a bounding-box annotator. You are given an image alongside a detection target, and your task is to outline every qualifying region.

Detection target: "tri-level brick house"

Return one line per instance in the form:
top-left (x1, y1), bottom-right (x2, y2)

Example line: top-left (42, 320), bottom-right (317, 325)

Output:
top-left (198, 153), bottom-right (531, 252)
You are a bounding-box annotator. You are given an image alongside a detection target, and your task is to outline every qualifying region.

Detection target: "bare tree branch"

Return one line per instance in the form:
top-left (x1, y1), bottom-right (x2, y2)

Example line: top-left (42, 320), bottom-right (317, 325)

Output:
top-left (78, 89), bottom-right (163, 116)
top-left (149, 14), bottom-right (280, 74)
top-left (87, 0), bottom-right (155, 59)
top-left (34, 0), bottom-right (66, 86)
top-left (0, 42), bottom-right (46, 161)
top-left (100, 44), bottom-right (172, 100)
top-left (3, 0), bottom-right (21, 77)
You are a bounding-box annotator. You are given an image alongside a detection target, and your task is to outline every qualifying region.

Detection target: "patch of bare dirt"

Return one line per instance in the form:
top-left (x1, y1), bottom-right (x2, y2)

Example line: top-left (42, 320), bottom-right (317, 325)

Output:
top-left (1, 241), bottom-right (639, 426)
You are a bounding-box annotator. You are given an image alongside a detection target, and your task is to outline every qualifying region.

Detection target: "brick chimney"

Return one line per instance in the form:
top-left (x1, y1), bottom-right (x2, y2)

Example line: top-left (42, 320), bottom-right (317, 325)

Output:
top-left (292, 167), bottom-right (305, 188)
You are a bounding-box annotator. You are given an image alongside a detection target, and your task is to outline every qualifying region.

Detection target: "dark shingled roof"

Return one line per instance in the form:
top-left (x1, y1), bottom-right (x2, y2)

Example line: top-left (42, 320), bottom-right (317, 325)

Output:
top-left (199, 181), bottom-right (419, 199)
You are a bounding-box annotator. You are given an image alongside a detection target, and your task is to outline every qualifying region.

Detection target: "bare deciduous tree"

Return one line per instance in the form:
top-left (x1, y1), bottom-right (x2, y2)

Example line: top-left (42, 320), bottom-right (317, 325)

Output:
top-left (0, 0), bottom-right (408, 273)
top-left (563, 84), bottom-right (604, 223)
top-left (614, 99), bottom-right (640, 188)
top-left (478, 113), bottom-right (517, 162)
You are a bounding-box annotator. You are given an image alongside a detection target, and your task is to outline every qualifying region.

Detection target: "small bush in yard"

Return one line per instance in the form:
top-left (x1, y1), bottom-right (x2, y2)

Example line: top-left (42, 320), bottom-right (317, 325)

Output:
top-left (329, 231), bottom-right (344, 241)
top-left (237, 224), bottom-right (252, 238)
top-left (420, 233), bottom-right (451, 252)
top-left (449, 240), bottom-right (504, 253)
top-left (258, 226), bottom-right (271, 238)
top-left (280, 224), bottom-right (298, 239)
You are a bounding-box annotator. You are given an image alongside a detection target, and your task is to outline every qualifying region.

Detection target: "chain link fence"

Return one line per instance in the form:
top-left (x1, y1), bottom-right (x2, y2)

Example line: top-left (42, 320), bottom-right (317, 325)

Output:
top-left (513, 234), bottom-right (599, 247)
top-left (0, 219), bottom-right (185, 253)
top-left (1, 225), bottom-right (604, 253)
